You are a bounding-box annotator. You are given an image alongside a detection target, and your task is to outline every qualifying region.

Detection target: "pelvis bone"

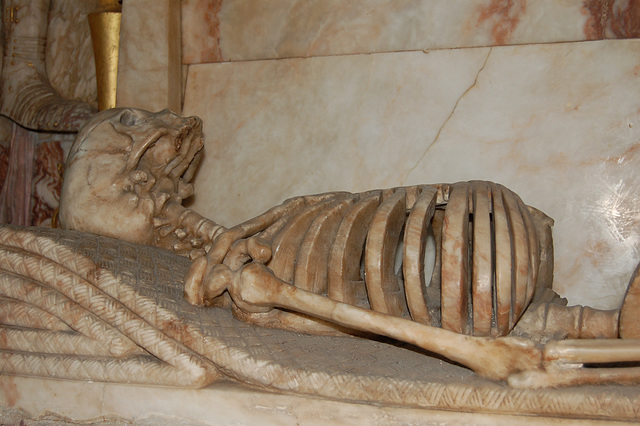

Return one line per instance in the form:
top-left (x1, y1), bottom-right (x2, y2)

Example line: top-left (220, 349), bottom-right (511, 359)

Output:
top-left (60, 108), bottom-right (640, 388)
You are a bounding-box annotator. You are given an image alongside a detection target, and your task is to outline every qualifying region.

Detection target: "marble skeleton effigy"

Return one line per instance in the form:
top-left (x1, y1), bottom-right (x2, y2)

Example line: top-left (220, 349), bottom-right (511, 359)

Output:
top-left (1, 109), bottom-right (640, 414)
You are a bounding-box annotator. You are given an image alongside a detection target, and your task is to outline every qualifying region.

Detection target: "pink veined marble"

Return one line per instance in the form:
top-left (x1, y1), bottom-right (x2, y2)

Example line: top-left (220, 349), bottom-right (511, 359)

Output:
top-left (181, 0), bottom-right (640, 64)
top-left (46, 0), bottom-right (98, 105)
top-left (31, 141), bottom-right (64, 227)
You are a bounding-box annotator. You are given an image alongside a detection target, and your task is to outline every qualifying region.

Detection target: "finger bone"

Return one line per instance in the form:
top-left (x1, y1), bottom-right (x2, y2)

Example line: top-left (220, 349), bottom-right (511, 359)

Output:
top-left (178, 180), bottom-right (194, 199)
top-left (130, 169), bottom-right (148, 183)
top-left (153, 191), bottom-right (172, 216)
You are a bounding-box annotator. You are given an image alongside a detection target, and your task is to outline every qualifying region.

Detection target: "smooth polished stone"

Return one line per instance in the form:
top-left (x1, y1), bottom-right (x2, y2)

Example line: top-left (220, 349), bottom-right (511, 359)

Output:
top-left (182, 0), bottom-right (640, 64)
top-left (46, 0), bottom-right (98, 105)
top-left (183, 39), bottom-right (640, 310)
top-left (116, 0), bottom-right (182, 112)
top-left (0, 376), bottom-right (631, 425)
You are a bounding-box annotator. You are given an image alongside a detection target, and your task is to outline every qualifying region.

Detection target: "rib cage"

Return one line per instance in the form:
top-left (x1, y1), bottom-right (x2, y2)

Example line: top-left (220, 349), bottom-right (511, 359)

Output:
top-left (240, 181), bottom-right (551, 337)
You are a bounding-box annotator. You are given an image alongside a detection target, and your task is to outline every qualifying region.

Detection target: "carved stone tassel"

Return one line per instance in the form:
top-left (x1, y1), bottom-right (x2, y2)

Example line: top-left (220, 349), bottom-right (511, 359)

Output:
top-left (0, 0), bottom-right (96, 131)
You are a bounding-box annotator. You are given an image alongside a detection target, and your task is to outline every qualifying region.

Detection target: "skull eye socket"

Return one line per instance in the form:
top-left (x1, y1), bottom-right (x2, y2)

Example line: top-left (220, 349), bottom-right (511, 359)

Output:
top-left (120, 110), bottom-right (145, 126)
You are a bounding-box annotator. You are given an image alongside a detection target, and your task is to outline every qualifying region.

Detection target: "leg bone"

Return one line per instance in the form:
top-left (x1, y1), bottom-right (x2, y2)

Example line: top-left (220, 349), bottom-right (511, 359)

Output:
top-left (205, 261), bottom-right (543, 381)
top-left (509, 366), bottom-right (640, 389)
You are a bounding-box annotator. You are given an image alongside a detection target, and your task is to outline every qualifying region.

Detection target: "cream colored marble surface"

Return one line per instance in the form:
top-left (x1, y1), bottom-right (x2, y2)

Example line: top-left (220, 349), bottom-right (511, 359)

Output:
top-left (183, 39), bottom-right (640, 310)
top-left (0, 376), bottom-right (630, 425)
top-left (116, 0), bottom-right (182, 112)
top-left (46, 0), bottom-right (98, 106)
top-left (181, 0), bottom-right (636, 64)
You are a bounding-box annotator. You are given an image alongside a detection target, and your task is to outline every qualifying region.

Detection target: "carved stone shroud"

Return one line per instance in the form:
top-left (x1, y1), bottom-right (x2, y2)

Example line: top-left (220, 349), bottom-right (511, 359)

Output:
top-left (1, 225), bottom-right (639, 421)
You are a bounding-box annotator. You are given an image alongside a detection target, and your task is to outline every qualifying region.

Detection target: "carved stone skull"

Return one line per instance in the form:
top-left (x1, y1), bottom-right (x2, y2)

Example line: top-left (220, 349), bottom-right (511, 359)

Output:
top-left (59, 108), bottom-right (223, 257)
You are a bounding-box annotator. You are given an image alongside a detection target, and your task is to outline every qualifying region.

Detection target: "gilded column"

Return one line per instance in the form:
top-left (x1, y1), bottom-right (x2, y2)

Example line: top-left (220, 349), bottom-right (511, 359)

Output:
top-left (88, 0), bottom-right (122, 110)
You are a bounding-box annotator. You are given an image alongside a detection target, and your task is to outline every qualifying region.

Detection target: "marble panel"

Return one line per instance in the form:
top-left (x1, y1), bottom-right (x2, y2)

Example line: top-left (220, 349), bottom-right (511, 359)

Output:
top-left (116, 0), bottom-right (182, 112)
top-left (47, 0), bottom-right (99, 105)
top-left (182, 0), bottom-right (640, 64)
top-left (31, 140), bottom-right (66, 227)
top-left (183, 39), bottom-right (640, 310)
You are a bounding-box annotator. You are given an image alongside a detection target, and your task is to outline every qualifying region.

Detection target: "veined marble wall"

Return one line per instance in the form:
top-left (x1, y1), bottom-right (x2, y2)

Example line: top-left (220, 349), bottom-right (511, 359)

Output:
top-left (182, 0), bottom-right (640, 64)
top-left (177, 1), bottom-right (640, 310)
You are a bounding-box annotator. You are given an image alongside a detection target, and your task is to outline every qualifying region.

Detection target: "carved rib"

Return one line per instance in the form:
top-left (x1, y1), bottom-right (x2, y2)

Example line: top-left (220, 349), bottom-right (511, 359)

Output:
top-left (501, 184), bottom-right (530, 328)
top-left (365, 189), bottom-right (408, 317)
top-left (294, 198), bottom-right (354, 294)
top-left (327, 194), bottom-right (380, 308)
top-left (268, 201), bottom-right (331, 283)
top-left (471, 181), bottom-right (493, 336)
top-left (403, 186), bottom-right (437, 325)
top-left (492, 183), bottom-right (513, 336)
top-left (440, 183), bottom-right (471, 334)
top-left (520, 200), bottom-right (540, 305)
